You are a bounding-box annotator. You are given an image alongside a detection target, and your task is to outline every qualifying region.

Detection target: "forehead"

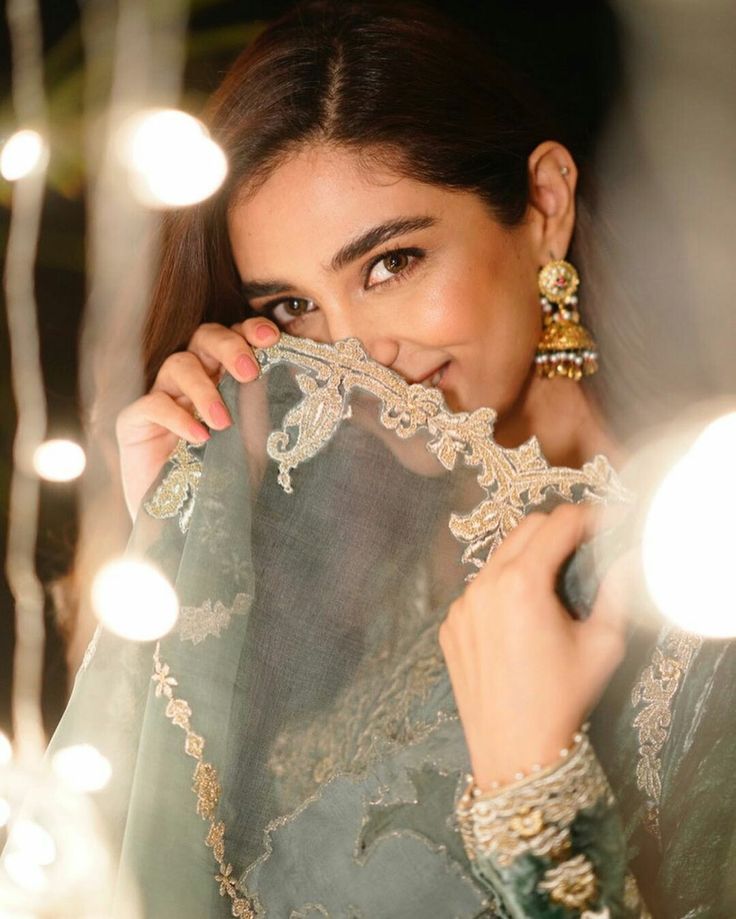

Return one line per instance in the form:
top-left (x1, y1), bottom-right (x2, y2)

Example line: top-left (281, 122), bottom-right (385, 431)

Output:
top-left (227, 144), bottom-right (461, 274)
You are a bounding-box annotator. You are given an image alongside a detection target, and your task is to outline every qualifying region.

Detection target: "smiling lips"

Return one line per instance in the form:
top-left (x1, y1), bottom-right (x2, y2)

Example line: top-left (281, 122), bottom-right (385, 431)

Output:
top-left (415, 361), bottom-right (449, 389)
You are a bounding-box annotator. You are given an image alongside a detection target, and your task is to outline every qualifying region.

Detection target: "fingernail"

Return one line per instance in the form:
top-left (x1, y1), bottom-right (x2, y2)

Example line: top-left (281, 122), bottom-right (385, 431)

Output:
top-left (209, 401), bottom-right (231, 428)
top-left (235, 353), bottom-right (259, 380)
top-left (255, 323), bottom-right (278, 343)
top-left (189, 422), bottom-right (210, 442)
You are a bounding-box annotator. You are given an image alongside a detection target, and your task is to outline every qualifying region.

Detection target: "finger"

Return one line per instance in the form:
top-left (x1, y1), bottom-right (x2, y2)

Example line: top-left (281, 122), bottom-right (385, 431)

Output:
top-left (490, 512), bottom-right (550, 566)
top-left (522, 502), bottom-right (600, 582)
top-left (236, 316), bottom-right (280, 348)
top-left (586, 550), bottom-right (636, 637)
top-left (117, 391), bottom-right (210, 444)
top-left (152, 351), bottom-right (232, 430)
top-left (187, 323), bottom-right (263, 383)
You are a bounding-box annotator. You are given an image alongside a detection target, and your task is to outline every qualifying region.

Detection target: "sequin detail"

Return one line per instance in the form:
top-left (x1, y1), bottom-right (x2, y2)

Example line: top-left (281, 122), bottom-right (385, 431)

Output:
top-left (631, 627), bottom-right (702, 838)
top-left (144, 438), bottom-right (203, 533)
top-left (152, 644), bottom-right (258, 918)
top-left (257, 336), bottom-right (629, 575)
top-left (538, 853), bottom-right (597, 909)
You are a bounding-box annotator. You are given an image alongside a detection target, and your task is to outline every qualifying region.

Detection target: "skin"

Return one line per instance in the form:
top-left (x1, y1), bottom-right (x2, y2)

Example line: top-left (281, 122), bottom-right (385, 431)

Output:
top-left (116, 140), bottom-right (628, 788)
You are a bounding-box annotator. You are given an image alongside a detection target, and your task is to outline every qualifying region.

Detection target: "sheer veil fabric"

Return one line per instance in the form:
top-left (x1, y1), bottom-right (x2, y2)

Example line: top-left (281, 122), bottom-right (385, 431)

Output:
top-left (49, 335), bottom-right (625, 918)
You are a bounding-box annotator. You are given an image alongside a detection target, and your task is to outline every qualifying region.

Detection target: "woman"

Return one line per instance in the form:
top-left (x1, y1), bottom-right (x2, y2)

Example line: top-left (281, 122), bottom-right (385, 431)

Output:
top-left (58, 1), bottom-right (735, 916)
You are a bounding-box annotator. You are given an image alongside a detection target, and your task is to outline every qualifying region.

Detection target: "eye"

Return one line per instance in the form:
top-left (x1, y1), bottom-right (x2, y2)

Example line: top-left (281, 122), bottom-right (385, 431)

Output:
top-left (366, 248), bottom-right (423, 288)
top-left (268, 297), bottom-right (317, 327)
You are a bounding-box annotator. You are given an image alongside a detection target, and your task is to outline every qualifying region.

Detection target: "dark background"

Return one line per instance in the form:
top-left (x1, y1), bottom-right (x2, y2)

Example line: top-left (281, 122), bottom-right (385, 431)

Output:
top-left (0, 1), bottom-right (622, 738)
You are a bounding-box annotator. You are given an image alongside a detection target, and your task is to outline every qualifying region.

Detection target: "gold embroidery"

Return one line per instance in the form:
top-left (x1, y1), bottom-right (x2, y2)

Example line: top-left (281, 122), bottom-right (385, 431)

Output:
top-left (266, 570), bottom-right (450, 808)
top-left (257, 336), bottom-right (629, 574)
top-left (456, 731), bottom-right (612, 868)
top-left (144, 438), bottom-right (203, 533)
top-left (538, 853), bottom-right (597, 909)
top-left (631, 627), bottom-right (701, 837)
top-left (152, 643), bottom-right (259, 918)
top-left (178, 592), bottom-right (251, 645)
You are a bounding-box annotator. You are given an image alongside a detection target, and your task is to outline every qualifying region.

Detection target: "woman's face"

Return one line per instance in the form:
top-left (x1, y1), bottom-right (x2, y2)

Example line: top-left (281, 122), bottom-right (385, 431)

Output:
top-left (228, 144), bottom-right (547, 417)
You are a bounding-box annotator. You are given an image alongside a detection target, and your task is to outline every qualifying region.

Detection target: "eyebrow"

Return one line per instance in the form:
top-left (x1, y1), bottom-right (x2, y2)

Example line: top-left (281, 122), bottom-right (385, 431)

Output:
top-left (240, 214), bottom-right (437, 300)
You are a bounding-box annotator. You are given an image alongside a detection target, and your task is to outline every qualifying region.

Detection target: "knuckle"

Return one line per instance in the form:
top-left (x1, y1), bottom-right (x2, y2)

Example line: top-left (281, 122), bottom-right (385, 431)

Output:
top-left (162, 350), bottom-right (198, 374)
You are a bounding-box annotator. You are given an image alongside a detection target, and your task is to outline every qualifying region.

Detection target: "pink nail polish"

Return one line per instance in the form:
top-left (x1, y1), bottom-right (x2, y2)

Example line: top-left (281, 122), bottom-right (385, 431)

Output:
top-left (189, 422), bottom-right (210, 442)
top-left (236, 353), bottom-right (258, 380)
top-left (210, 401), bottom-right (231, 428)
top-left (255, 323), bottom-right (277, 343)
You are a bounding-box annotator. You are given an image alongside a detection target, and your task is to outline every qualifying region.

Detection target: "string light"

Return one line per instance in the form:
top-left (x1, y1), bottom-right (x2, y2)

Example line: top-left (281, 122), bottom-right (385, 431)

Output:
top-left (32, 438), bottom-right (86, 482)
top-left (118, 108), bottom-right (227, 208)
top-left (0, 129), bottom-right (47, 182)
top-left (643, 411), bottom-right (736, 637)
top-left (91, 557), bottom-right (179, 641)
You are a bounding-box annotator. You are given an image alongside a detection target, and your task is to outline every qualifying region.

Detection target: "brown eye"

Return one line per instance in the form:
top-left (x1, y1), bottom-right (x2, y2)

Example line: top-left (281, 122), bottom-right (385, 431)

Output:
top-left (384, 252), bottom-right (409, 273)
top-left (284, 298), bottom-right (309, 316)
top-left (271, 297), bottom-right (317, 327)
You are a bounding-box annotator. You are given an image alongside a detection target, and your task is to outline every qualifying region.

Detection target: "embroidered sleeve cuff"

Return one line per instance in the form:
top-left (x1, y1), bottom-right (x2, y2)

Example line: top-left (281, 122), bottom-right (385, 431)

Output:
top-left (455, 731), bottom-right (649, 917)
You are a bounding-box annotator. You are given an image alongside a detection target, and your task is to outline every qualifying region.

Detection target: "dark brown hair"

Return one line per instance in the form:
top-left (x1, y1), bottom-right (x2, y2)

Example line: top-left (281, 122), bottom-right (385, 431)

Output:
top-left (143, 0), bottom-right (564, 389)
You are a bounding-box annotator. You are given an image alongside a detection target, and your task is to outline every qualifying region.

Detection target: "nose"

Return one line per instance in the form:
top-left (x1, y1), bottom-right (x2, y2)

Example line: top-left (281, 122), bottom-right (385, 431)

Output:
top-left (324, 312), bottom-right (400, 369)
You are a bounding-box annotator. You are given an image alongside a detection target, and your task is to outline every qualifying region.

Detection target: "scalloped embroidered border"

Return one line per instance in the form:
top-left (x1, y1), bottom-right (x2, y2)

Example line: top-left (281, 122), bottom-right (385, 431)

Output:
top-left (257, 336), bottom-right (630, 574)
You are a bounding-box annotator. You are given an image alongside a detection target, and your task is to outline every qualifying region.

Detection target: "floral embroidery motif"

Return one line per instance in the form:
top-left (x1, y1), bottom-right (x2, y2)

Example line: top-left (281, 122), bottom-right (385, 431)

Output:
top-left (631, 627), bottom-right (701, 838)
top-left (456, 731), bottom-right (612, 868)
top-left (538, 853), bottom-right (597, 909)
top-left (178, 592), bottom-right (251, 645)
top-left (152, 643), bottom-right (259, 918)
top-left (144, 438), bottom-right (204, 533)
top-left (257, 336), bottom-right (629, 573)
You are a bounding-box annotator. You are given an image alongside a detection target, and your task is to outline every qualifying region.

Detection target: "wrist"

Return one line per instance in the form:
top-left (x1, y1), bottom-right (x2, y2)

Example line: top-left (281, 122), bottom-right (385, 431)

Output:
top-left (471, 723), bottom-right (588, 792)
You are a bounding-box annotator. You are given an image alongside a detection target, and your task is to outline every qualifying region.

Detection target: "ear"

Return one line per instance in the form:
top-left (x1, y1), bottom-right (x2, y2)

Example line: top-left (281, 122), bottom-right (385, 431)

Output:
top-left (526, 141), bottom-right (577, 264)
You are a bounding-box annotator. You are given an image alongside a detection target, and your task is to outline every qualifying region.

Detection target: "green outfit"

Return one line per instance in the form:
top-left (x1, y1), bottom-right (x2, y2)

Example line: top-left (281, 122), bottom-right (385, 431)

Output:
top-left (49, 336), bottom-right (733, 917)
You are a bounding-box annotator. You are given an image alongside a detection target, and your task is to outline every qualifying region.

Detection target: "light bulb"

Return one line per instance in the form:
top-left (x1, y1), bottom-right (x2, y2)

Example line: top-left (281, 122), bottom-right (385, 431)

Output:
top-left (32, 439), bottom-right (86, 482)
top-left (0, 130), bottom-right (47, 181)
top-left (118, 108), bottom-right (227, 208)
top-left (643, 411), bottom-right (736, 637)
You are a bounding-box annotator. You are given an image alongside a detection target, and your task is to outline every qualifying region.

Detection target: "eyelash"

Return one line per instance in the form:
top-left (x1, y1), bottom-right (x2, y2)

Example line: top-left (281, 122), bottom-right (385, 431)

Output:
top-left (257, 246), bottom-right (426, 327)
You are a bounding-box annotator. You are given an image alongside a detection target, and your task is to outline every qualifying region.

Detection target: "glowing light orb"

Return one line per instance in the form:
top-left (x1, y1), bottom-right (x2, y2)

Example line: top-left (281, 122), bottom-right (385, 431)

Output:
top-left (1, 853), bottom-right (48, 895)
top-left (51, 744), bottom-right (112, 793)
top-left (0, 130), bottom-right (47, 181)
top-left (32, 439), bottom-right (86, 482)
top-left (643, 411), bottom-right (736, 637)
top-left (7, 820), bottom-right (56, 868)
top-left (119, 108), bottom-right (227, 207)
top-left (91, 558), bottom-right (178, 641)
top-left (0, 732), bottom-right (11, 766)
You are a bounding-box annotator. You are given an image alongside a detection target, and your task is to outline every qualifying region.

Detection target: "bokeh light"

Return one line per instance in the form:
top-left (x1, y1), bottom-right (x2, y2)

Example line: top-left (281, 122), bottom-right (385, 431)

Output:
top-left (118, 108), bottom-right (227, 208)
top-left (51, 744), bottom-right (112, 794)
top-left (91, 557), bottom-right (179, 641)
top-left (32, 438), bottom-right (86, 482)
top-left (643, 411), bottom-right (736, 637)
top-left (0, 129), bottom-right (47, 181)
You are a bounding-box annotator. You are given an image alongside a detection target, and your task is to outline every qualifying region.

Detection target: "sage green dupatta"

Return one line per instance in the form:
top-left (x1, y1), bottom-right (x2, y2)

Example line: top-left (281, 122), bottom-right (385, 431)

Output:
top-left (45, 336), bottom-right (732, 918)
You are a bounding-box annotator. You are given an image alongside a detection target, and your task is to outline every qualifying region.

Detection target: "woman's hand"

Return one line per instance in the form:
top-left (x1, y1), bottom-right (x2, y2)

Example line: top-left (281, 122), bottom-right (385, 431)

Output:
top-left (439, 503), bottom-right (629, 790)
top-left (115, 317), bottom-right (280, 521)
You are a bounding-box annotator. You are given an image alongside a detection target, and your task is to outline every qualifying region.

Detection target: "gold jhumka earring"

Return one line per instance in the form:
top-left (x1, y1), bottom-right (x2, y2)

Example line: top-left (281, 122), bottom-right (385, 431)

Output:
top-left (534, 258), bottom-right (598, 381)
